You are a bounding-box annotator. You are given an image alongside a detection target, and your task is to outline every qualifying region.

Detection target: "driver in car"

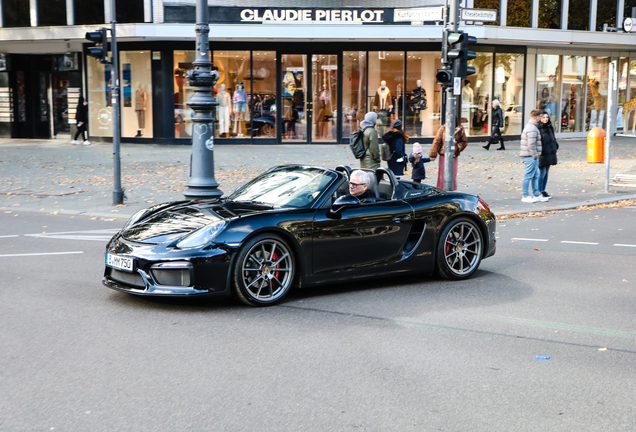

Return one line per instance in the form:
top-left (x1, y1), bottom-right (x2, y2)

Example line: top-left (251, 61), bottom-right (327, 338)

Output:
top-left (349, 170), bottom-right (375, 201)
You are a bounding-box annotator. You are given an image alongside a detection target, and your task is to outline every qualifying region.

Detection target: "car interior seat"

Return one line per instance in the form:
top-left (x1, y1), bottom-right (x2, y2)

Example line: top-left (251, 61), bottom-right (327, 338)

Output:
top-left (376, 167), bottom-right (397, 200)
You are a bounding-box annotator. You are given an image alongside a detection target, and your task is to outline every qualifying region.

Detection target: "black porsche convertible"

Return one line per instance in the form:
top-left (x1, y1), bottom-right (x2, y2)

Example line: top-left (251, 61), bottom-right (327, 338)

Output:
top-left (103, 165), bottom-right (496, 306)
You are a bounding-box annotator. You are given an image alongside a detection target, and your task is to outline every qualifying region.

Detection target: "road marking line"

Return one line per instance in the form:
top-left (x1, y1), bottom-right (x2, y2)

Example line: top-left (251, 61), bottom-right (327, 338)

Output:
top-left (492, 316), bottom-right (636, 339)
top-left (0, 251), bottom-right (83, 258)
top-left (25, 234), bottom-right (112, 242)
top-left (561, 241), bottom-right (599, 245)
top-left (614, 244), bottom-right (636, 248)
top-left (0, 235), bottom-right (19, 238)
top-left (511, 238), bottom-right (548, 242)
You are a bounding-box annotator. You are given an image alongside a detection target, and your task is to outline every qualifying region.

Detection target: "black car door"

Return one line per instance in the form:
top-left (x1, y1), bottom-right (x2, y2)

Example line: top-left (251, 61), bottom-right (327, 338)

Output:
top-left (312, 200), bottom-right (414, 275)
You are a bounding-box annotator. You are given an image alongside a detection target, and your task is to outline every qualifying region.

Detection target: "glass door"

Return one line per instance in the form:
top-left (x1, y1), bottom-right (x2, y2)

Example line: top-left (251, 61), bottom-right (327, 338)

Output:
top-left (281, 54), bottom-right (308, 142)
top-left (311, 54), bottom-right (338, 142)
top-left (281, 53), bottom-right (339, 142)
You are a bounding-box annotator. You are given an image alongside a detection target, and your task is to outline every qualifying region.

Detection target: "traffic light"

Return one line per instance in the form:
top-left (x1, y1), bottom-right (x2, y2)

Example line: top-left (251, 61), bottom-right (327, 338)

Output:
top-left (86, 29), bottom-right (109, 63)
top-left (453, 33), bottom-right (477, 79)
top-left (443, 30), bottom-right (464, 65)
top-left (436, 67), bottom-right (453, 86)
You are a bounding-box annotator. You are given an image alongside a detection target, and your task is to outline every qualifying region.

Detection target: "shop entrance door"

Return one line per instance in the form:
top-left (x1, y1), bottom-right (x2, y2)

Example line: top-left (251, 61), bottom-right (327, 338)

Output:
top-left (281, 54), bottom-right (339, 143)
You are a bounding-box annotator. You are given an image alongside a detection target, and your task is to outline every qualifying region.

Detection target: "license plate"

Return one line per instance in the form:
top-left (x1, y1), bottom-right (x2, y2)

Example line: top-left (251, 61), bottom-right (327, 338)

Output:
top-left (106, 253), bottom-right (134, 273)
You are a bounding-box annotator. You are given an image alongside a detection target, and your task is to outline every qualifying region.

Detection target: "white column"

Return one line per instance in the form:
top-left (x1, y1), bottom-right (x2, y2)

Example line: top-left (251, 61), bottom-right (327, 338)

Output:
top-left (144, 0), bottom-right (152, 22)
top-left (561, 0), bottom-right (569, 29)
top-left (30, 0), bottom-right (37, 26)
top-left (617, 0), bottom-right (625, 31)
top-left (589, 0), bottom-right (598, 31)
top-left (153, 0), bottom-right (163, 23)
top-left (104, 0), bottom-right (112, 23)
top-left (499, 0), bottom-right (507, 26)
top-left (531, 0), bottom-right (539, 27)
top-left (525, 50), bottom-right (537, 123)
top-left (66, 0), bottom-right (74, 25)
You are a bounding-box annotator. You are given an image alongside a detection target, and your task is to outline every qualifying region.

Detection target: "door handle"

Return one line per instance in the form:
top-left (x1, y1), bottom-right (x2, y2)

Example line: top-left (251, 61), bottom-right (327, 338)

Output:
top-left (393, 214), bottom-right (411, 223)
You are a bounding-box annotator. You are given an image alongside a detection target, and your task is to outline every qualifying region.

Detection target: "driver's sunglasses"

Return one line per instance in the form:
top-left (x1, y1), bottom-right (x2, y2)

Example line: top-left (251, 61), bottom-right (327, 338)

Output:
top-left (349, 182), bottom-right (364, 187)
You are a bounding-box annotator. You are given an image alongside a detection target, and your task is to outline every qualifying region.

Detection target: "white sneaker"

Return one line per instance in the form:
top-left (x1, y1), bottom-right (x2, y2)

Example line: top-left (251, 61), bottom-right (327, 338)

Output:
top-left (71, 140), bottom-right (80, 145)
top-left (83, 140), bottom-right (91, 146)
top-left (521, 196), bottom-right (537, 203)
top-left (535, 195), bottom-right (550, 202)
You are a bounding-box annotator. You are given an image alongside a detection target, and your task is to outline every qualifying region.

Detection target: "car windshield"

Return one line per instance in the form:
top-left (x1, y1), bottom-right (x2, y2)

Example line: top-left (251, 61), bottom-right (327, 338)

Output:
top-left (227, 166), bottom-right (337, 209)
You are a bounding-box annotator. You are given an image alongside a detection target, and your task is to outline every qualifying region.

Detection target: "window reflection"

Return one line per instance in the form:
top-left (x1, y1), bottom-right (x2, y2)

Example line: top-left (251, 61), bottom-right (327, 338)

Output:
top-left (586, 57), bottom-right (610, 130)
top-left (560, 56), bottom-right (586, 133)
top-left (343, 51), bottom-right (366, 138)
top-left (536, 54), bottom-right (561, 128)
top-left (406, 52), bottom-right (441, 137)
top-left (494, 53), bottom-right (524, 135)
top-left (282, 54), bottom-right (307, 141)
top-left (465, 52), bottom-right (493, 136)
top-left (312, 54), bottom-right (338, 142)
top-left (368, 51), bottom-right (404, 136)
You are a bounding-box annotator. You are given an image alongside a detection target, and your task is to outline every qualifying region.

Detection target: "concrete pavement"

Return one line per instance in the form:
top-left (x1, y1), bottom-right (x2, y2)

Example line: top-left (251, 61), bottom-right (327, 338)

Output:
top-left (1, 135), bottom-right (636, 220)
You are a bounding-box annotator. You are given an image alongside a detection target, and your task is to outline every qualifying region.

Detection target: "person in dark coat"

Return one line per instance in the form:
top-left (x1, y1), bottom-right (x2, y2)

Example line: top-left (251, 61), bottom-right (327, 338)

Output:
top-left (408, 142), bottom-right (433, 183)
top-left (537, 112), bottom-right (559, 199)
top-left (382, 119), bottom-right (408, 176)
top-left (482, 99), bottom-right (505, 150)
top-left (72, 94), bottom-right (90, 145)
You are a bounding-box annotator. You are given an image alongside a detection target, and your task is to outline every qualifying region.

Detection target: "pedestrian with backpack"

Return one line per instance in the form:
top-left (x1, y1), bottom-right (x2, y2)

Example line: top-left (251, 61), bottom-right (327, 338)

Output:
top-left (360, 112), bottom-right (381, 170)
top-left (382, 119), bottom-right (408, 177)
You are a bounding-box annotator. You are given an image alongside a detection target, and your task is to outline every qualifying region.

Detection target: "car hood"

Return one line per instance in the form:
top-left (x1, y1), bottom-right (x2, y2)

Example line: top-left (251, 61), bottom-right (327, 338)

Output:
top-left (121, 200), bottom-right (271, 244)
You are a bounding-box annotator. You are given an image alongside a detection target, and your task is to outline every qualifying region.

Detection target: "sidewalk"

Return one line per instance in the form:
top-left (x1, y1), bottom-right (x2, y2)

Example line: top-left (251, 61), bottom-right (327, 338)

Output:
top-left (1, 136), bottom-right (636, 219)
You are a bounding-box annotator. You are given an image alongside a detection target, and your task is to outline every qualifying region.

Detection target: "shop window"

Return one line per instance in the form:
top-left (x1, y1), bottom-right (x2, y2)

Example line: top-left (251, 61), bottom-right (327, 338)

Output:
top-left (368, 51), bottom-right (404, 136)
top-left (120, 51), bottom-right (153, 138)
top-left (567, 0), bottom-right (590, 30)
top-left (596, 0), bottom-right (616, 31)
top-left (214, 51), bottom-right (251, 138)
top-left (406, 51), bottom-right (441, 138)
top-left (2, 0), bottom-right (30, 27)
top-left (37, 0), bottom-right (66, 26)
top-left (342, 51), bottom-right (366, 138)
top-left (625, 0), bottom-right (636, 24)
top-left (507, 0), bottom-right (532, 27)
top-left (586, 56), bottom-right (610, 130)
top-left (560, 56), bottom-right (586, 133)
top-left (494, 53), bottom-right (524, 135)
top-left (539, 0), bottom-right (562, 28)
top-left (116, 0), bottom-right (144, 23)
top-left (312, 54), bottom-right (338, 142)
top-left (617, 57), bottom-right (629, 131)
top-left (281, 54), bottom-right (307, 141)
top-left (464, 52), bottom-right (493, 137)
top-left (173, 51), bottom-right (196, 139)
top-left (536, 54), bottom-right (561, 127)
top-left (251, 51), bottom-right (276, 139)
top-left (473, 0), bottom-right (499, 25)
top-left (87, 60), bottom-right (112, 137)
top-left (74, 0), bottom-right (105, 25)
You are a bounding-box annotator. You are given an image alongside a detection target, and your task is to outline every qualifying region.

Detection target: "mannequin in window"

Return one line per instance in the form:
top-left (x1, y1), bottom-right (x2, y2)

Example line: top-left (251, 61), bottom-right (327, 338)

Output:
top-left (315, 98), bottom-right (333, 139)
top-left (232, 82), bottom-right (248, 137)
top-left (373, 80), bottom-right (392, 129)
top-left (216, 83), bottom-right (232, 137)
top-left (462, 80), bottom-right (474, 134)
top-left (409, 79), bottom-right (427, 133)
top-left (135, 82), bottom-right (147, 137)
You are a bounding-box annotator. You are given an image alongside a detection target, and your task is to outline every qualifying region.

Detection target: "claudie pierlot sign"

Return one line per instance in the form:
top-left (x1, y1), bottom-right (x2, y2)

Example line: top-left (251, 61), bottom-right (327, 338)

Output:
top-left (164, 6), bottom-right (445, 24)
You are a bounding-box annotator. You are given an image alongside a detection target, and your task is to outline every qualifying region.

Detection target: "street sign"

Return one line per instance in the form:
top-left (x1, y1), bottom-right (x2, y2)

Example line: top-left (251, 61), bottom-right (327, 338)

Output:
top-left (460, 8), bottom-right (497, 22)
top-left (394, 7), bottom-right (444, 22)
top-left (453, 77), bottom-right (461, 95)
top-left (623, 17), bottom-right (634, 32)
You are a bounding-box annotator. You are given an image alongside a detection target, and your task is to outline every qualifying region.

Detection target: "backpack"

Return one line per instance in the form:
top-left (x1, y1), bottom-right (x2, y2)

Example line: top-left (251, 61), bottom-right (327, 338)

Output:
top-left (381, 143), bottom-right (394, 161)
top-left (349, 129), bottom-right (366, 159)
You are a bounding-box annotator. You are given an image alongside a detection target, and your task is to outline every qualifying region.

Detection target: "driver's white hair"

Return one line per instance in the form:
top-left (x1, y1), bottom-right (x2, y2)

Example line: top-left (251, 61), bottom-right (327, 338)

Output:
top-left (350, 170), bottom-right (370, 186)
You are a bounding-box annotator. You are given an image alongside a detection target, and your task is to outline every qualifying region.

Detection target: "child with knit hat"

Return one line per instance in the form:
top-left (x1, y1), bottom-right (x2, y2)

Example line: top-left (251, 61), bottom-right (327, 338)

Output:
top-left (408, 142), bottom-right (434, 183)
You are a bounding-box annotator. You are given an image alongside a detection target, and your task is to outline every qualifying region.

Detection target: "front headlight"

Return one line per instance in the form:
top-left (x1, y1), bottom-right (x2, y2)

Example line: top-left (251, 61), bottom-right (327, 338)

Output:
top-left (176, 220), bottom-right (227, 249)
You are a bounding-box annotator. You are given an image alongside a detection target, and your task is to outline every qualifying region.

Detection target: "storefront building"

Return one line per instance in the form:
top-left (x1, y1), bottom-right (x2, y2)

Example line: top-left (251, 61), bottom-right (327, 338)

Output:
top-left (0, 0), bottom-right (635, 143)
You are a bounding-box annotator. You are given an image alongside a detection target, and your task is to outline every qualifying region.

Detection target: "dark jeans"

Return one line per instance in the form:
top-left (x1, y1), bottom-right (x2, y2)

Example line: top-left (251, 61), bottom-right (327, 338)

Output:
top-left (484, 126), bottom-right (504, 148)
top-left (74, 123), bottom-right (87, 141)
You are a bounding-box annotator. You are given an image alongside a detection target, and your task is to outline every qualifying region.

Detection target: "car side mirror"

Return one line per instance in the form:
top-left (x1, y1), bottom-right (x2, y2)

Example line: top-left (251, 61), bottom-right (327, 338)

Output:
top-left (328, 194), bottom-right (360, 218)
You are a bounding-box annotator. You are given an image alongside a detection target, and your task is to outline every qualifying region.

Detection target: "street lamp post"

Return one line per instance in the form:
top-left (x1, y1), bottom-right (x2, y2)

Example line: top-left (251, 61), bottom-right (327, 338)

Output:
top-left (183, 0), bottom-right (223, 199)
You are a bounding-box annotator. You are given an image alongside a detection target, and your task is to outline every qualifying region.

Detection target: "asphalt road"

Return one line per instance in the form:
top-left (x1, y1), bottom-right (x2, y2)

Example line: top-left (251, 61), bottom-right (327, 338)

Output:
top-left (1, 208), bottom-right (635, 431)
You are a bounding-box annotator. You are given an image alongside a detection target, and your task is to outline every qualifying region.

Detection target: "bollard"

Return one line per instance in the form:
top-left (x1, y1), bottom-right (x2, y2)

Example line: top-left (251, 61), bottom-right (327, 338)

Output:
top-left (587, 127), bottom-right (605, 163)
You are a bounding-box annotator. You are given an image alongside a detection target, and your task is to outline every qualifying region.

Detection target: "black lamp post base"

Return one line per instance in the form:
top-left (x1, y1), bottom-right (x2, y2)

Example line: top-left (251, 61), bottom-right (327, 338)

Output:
top-left (183, 185), bottom-right (223, 200)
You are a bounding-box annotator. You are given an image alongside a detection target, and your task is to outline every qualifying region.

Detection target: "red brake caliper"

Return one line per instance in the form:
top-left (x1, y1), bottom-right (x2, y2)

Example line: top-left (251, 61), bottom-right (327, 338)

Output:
top-left (272, 252), bottom-right (280, 281)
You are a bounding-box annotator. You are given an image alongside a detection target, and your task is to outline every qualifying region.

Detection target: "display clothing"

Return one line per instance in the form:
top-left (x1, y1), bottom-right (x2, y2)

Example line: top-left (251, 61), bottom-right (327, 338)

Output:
top-left (135, 88), bottom-right (147, 130)
top-left (216, 90), bottom-right (232, 134)
top-left (409, 86), bottom-right (427, 111)
top-left (233, 89), bottom-right (248, 113)
top-left (382, 129), bottom-right (407, 176)
top-left (373, 86), bottom-right (392, 110)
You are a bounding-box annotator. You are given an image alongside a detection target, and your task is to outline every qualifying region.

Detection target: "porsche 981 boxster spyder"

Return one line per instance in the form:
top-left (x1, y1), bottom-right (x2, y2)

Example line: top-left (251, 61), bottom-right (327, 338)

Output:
top-left (103, 165), bottom-right (496, 306)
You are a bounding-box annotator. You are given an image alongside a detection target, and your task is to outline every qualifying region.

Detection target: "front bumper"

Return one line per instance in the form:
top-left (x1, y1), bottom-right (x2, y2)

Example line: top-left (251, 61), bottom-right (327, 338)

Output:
top-left (102, 235), bottom-right (235, 297)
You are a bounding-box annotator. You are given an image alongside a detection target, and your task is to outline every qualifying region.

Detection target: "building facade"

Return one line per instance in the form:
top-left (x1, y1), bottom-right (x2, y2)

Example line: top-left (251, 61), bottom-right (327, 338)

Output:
top-left (0, 0), bottom-right (634, 144)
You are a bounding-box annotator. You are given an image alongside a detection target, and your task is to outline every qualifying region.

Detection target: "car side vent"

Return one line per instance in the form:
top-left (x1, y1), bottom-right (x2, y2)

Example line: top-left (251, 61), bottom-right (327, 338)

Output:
top-left (404, 220), bottom-right (426, 255)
